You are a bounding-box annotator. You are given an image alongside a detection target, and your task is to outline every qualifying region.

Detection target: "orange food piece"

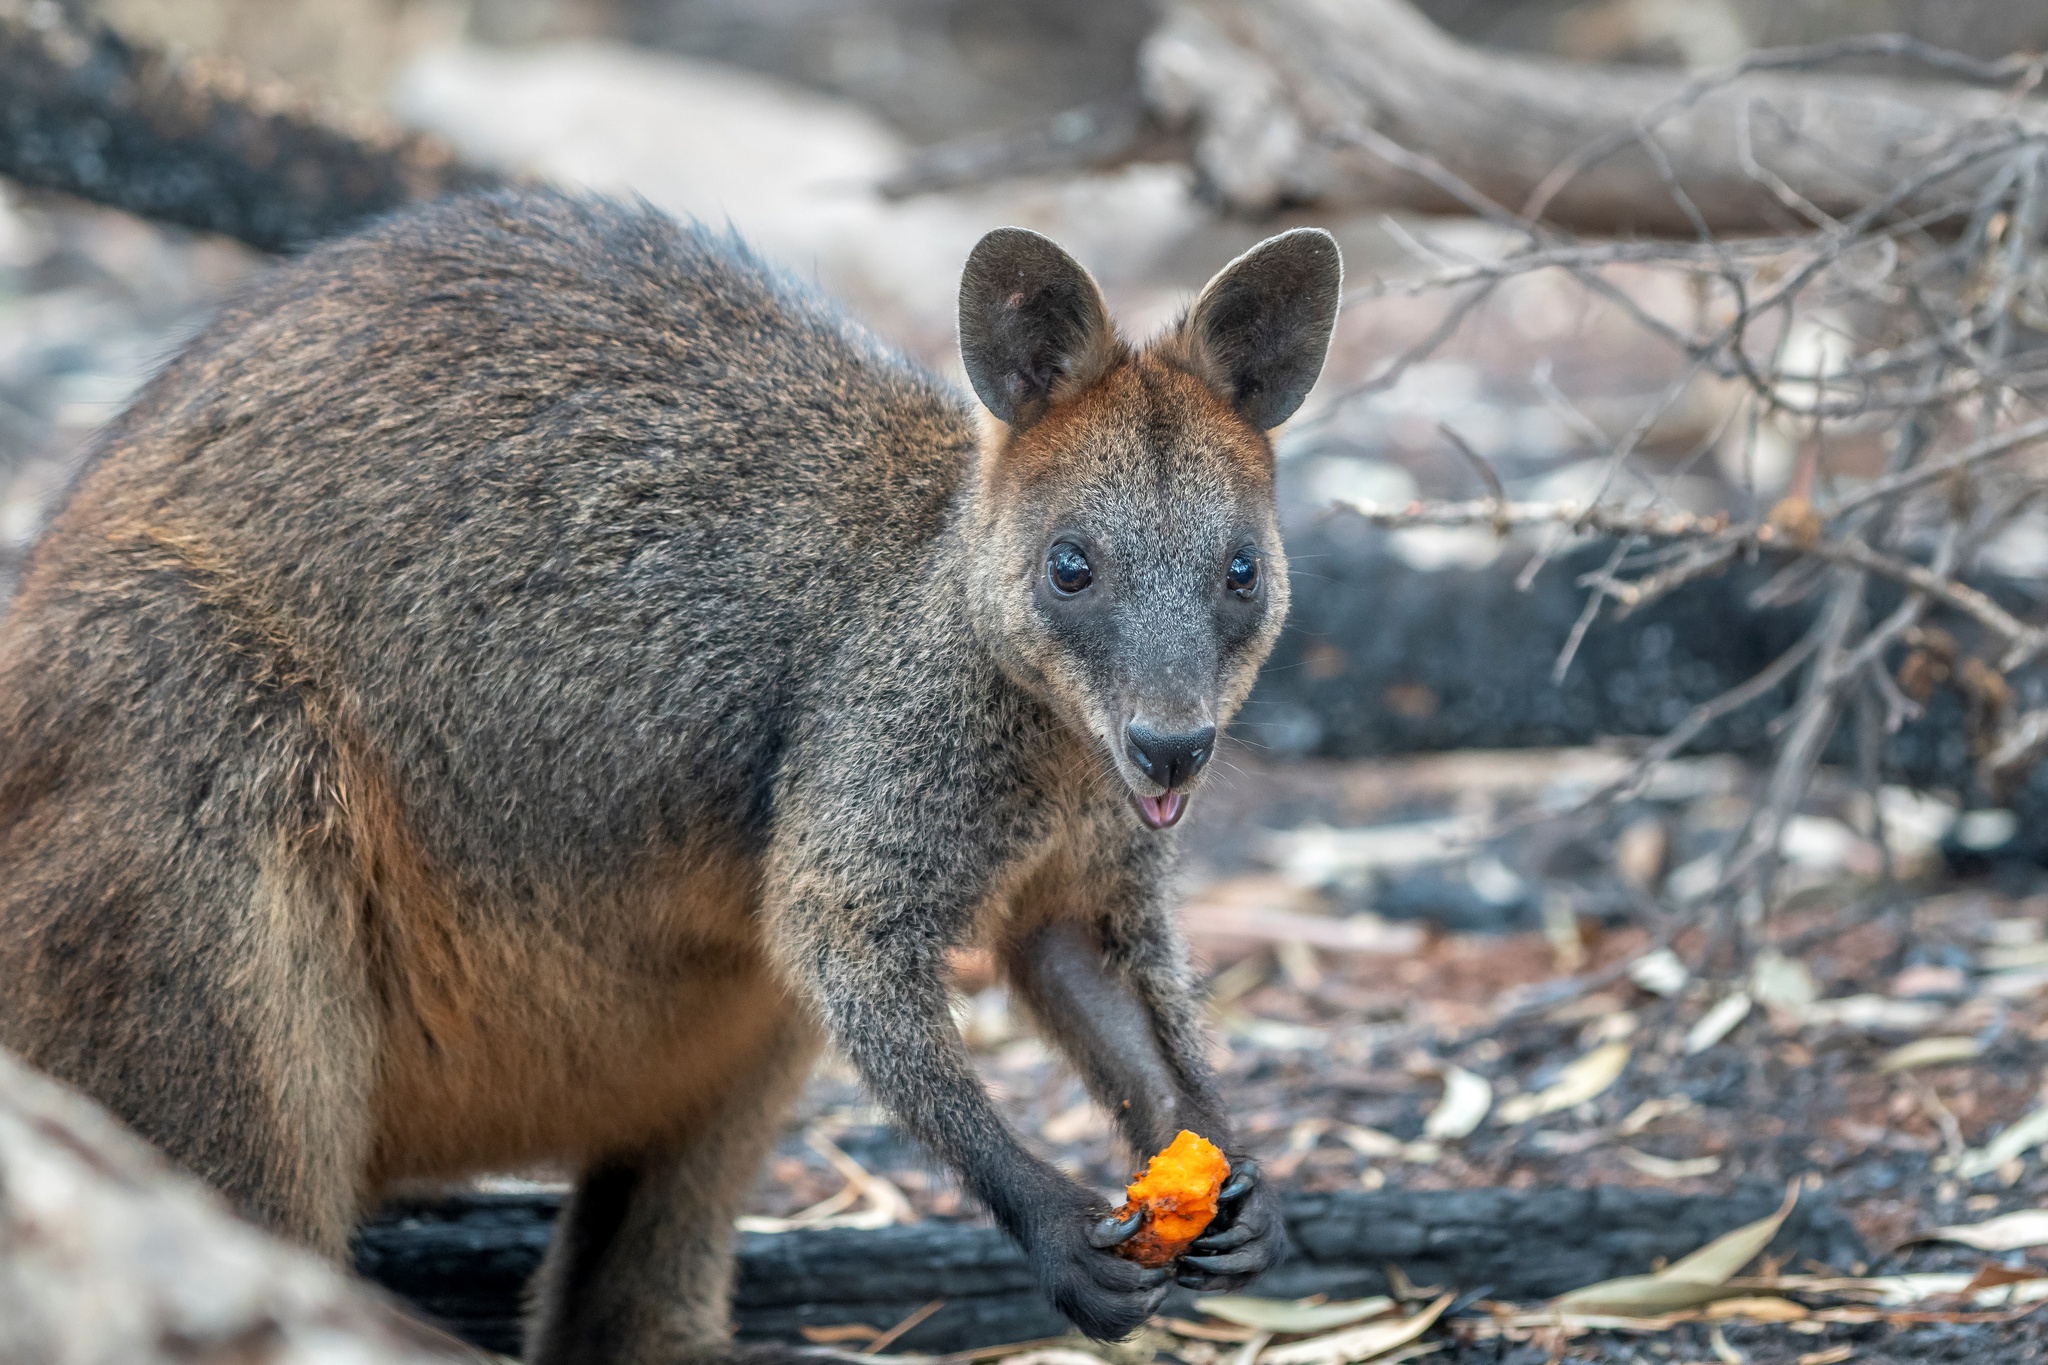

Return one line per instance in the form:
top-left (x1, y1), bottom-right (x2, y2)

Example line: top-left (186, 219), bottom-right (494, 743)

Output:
top-left (1111, 1129), bottom-right (1231, 1266)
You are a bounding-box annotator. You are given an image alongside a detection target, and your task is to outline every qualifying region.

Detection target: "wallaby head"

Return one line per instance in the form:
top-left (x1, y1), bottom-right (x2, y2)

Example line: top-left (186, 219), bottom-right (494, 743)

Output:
top-left (958, 226), bottom-right (1342, 830)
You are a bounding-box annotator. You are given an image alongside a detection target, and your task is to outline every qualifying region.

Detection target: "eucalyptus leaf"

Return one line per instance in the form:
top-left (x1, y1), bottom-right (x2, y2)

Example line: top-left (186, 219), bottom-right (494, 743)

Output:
top-left (1196, 1296), bottom-right (1396, 1334)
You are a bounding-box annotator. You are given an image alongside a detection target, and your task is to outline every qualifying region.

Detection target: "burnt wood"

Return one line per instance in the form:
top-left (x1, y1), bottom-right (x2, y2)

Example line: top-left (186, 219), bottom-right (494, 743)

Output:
top-left (352, 1183), bottom-right (1865, 1355)
top-left (1247, 521), bottom-right (2048, 862)
top-left (0, 3), bottom-right (498, 252)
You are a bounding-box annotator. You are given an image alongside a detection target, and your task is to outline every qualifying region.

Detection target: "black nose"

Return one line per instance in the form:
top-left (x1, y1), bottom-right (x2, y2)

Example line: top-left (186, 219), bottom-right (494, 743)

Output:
top-left (1125, 723), bottom-right (1216, 790)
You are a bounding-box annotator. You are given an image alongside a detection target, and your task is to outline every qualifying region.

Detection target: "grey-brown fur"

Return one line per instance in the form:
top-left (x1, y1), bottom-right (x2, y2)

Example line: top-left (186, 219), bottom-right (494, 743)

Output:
top-left (0, 191), bottom-right (1340, 1361)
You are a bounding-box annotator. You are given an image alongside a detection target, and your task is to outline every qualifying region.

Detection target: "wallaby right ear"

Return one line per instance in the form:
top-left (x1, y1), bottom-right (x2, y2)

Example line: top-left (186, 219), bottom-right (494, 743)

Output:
top-left (1173, 228), bottom-right (1343, 431)
top-left (958, 228), bottom-right (1119, 429)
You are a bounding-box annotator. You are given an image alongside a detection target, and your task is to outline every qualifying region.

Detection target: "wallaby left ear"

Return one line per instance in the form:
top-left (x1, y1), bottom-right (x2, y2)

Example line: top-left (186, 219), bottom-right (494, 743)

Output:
top-left (1174, 228), bottom-right (1343, 430)
top-left (959, 227), bottom-right (1120, 430)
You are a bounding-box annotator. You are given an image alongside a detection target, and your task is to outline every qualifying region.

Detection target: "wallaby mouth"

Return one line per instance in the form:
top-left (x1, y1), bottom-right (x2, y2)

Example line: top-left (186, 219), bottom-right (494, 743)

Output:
top-left (1133, 791), bottom-right (1187, 830)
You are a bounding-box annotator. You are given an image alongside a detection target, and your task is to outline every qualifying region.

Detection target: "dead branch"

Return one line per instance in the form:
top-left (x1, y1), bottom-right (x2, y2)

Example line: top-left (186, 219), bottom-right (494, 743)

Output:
top-left (0, 1048), bottom-right (467, 1364)
top-left (1150, 1), bottom-right (2048, 234)
top-left (889, 0), bottom-right (2048, 239)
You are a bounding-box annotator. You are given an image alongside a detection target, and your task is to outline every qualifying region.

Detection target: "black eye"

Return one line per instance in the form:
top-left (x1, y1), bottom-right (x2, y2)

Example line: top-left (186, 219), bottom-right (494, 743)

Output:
top-left (1048, 543), bottom-right (1093, 595)
top-left (1227, 549), bottom-right (1259, 598)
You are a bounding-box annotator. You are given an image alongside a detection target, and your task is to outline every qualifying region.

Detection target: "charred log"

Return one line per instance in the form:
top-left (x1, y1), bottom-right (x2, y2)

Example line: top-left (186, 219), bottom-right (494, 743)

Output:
top-left (1244, 523), bottom-right (2048, 858)
top-left (0, 0), bottom-right (498, 253)
top-left (352, 1183), bottom-right (1864, 1355)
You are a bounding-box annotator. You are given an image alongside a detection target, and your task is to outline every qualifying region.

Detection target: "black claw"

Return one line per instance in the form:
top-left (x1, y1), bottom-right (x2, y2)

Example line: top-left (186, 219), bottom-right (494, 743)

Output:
top-left (1180, 1251), bottom-right (1259, 1275)
top-left (1219, 1168), bottom-right (1256, 1203)
top-left (1088, 1208), bottom-right (1145, 1248)
top-left (1191, 1221), bottom-right (1254, 1252)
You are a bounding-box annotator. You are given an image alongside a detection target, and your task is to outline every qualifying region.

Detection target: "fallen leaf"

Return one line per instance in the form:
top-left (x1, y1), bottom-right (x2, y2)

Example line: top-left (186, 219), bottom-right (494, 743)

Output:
top-left (863, 1299), bottom-right (946, 1354)
top-left (1890, 964), bottom-right (1967, 998)
top-left (1497, 1042), bottom-right (1631, 1123)
top-left (996, 1352), bottom-right (1111, 1365)
top-left (1962, 1263), bottom-right (2048, 1295)
top-left (1422, 1066), bottom-right (1492, 1141)
top-left (1709, 1324), bottom-right (1744, 1364)
top-left (1395, 1139), bottom-right (1441, 1165)
top-left (1878, 1037), bottom-right (1981, 1073)
top-left (1617, 1147), bottom-right (1722, 1180)
top-left (1661, 1186), bottom-right (1798, 1283)
top-left (1983, 941), bottom-right (2048, 971)
top-left (1974, 1276), bottom-right (2048, 1307)
top-left (1795, 1348), bottom-right (1854, 1365)
top-left (1751, 951), bottom-right (1818, 1014)
top-left (1955, 1105), bottom-right (2048, 1179)
top-left (1552, 1187), bottom-right (1796, 1315)
top-left (1196, 1297), bottom-right (1396, 1334)
top-left (1585, 1010), bottom-right (1638, 1043)
top-left (1628, 947), bottom-right (1688, 998)
top-left (1920, 1208), bottom-right (2048, 1251)
top-left (1491, 1310), bottom-right (1688, 1332)
top-left (1979, 967), bottom-right (2048, 999)
top-left (1801, 996), bottom-right (1945, 1031)
top-left (1155, 1316), bottom-right (1258, 1343)
top-left (1333, 1124), bottom-right (1404, 1159)
top-left (1361, 1346), bottom-right (1440, 1365)
top-left (1548, 1275), bottom-right (1741, 1316)
top-left (1794, 1273), bottom-right (1971, 1305)
top-left (1702, 1296), bottom-right (1808, 1322)
top-left (1780, 1271), bottom-right (2048, 1307)
top-left (1261, 1294), bottom-right (1454, 1365)
top-left (1686, 992), bottom-right (1753, 1054)
top-left (1231, 1332), bottom-right (1272, 1365)
top-left (1617, 1096), bottom-right (1693, 1136)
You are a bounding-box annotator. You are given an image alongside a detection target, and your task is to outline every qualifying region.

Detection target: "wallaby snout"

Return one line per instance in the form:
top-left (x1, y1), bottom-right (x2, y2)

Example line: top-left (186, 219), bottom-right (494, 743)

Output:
top-left (1124, 720), bottom-right (1215, 828)
top-left (1124, 721), bottom-right (1215, 790)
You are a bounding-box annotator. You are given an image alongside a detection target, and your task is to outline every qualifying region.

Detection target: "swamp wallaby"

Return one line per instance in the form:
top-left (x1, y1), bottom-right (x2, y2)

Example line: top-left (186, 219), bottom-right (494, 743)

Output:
top-left (0, 190), bottom-right (1341, 1363)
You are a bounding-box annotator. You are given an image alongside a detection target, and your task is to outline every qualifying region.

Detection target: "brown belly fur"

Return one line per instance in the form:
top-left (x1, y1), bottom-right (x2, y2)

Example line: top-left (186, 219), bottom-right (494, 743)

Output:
top-left (349, 778), bottom-right (803, 1187)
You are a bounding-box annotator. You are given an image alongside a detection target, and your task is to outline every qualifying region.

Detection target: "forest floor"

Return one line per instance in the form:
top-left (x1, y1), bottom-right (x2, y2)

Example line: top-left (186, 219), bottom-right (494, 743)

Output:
top-left (735, 747), bottom-right (2048, 1365)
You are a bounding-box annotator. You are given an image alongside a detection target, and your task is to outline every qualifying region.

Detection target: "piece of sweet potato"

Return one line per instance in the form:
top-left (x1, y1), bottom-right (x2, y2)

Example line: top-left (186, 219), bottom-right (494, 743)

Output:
top-left (1110, 1129), bottom-right (1231, 1267)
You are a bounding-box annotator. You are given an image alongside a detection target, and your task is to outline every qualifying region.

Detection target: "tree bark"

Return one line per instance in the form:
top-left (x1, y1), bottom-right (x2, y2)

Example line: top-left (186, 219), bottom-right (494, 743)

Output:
top-left (0, 0), bottom-right (498, 253)
top-left (0, 1048), bottom-right (465, 1365)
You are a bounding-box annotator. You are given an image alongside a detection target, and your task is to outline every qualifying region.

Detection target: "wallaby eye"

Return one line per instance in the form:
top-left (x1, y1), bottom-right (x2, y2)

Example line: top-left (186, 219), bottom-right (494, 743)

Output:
top-left (1227, 549), bottom-right (1259, 598)
top-left (1048, 543), bottom-right (1093, 595)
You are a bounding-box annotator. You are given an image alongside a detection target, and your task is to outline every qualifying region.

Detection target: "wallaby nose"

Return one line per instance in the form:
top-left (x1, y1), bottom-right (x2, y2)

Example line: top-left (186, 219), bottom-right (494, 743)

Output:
top-left (1125, 723), bottom-right (1216, 790)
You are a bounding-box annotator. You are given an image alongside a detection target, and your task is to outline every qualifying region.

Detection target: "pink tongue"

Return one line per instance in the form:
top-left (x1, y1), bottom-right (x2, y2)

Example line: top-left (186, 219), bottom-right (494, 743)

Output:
top-left (1140, 792), bottom-right (1185, 827)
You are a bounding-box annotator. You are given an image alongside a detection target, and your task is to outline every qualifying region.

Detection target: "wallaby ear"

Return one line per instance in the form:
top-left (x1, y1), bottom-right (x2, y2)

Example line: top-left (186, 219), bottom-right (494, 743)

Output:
top-left (1174, 228), bottom-right (1343, 430)
top-left (958, 227), bottom-right (1119, 428)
